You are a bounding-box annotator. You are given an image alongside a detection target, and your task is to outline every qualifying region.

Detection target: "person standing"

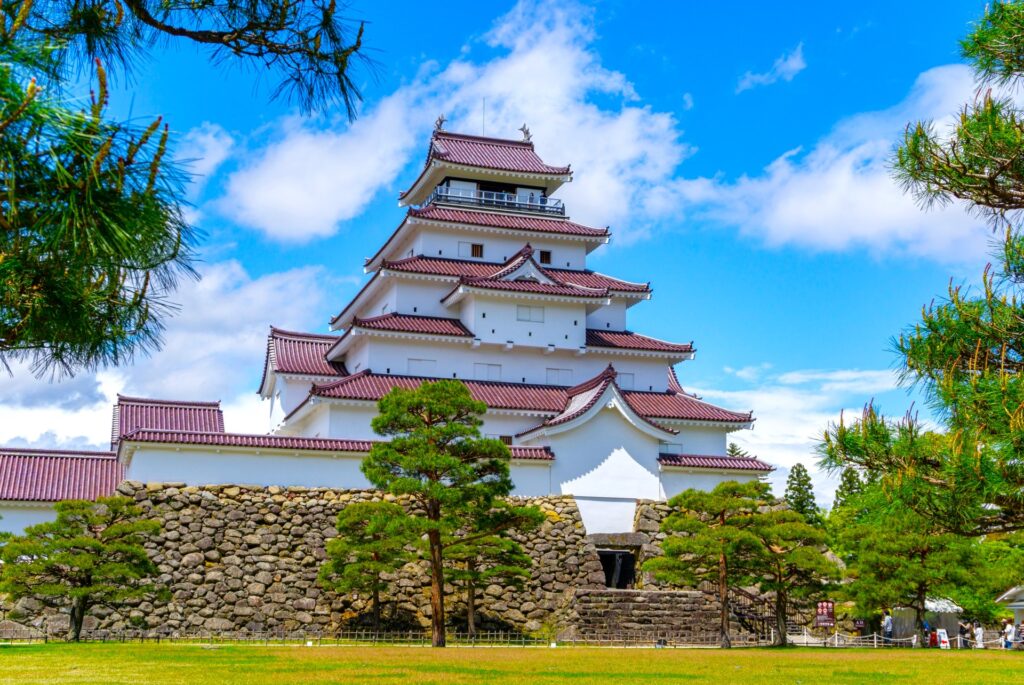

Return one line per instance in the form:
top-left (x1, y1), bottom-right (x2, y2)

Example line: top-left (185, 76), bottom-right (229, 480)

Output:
top-left (974, 621), bottom-right (985, 649)
top-left (882, 610), bottom-right (893, 645)
top-left (958, 619), bottom-right (971, 649)
top-left (1002, 619), bottom-right (1015, 650)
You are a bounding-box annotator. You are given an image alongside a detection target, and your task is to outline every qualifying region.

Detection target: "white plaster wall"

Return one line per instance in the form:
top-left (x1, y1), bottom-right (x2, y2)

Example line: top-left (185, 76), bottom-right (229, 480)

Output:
top-left (353, 336), bottom-right (672, 389)
top-left (392, 279), bottom-right (452, 319)
top-left (126, 447), bottom-right (373, 489)
top-left (414, 227), bottom-right (588, 270)
top-left (586, 300), bottom-right (629, 330)
top-left (545, 407), bottom-right (664, 499)
top-left (463, 295), bottom-right (587, 350)
top-left (659, 470), bottom-right (760, 499)
top-left (574, 497), bottom-right (638, 535)
top-left (0, 503), bottom-right (56, 534)
top-left (276, 376), bottom-right (318, 420)
top-left (359, 280), bottom-right (398, 319)
top-left (509, 464), bottom-right (552, 497)
top-left (327, 405), bottom-right (380, 440)
top-left (671, 426), bottom-right (730, 456)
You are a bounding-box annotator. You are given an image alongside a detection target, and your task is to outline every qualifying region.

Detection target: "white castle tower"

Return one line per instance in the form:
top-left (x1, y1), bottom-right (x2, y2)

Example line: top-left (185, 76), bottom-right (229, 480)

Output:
top-left (1, 126), bottom-right (772, 537)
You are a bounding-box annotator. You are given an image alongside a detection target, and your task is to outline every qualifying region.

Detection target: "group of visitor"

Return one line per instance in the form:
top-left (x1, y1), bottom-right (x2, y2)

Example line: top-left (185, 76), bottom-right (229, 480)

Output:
top-left (955, 618), bottom-right (1024, 649)
top-left (881, 609), bottom-right (1024, 649)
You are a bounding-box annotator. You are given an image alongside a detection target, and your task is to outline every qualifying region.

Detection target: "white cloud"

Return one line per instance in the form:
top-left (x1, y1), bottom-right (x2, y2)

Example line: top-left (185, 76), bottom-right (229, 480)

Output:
top-left (697, 367), bottom-right (901, 507)
top-left (178, 123), bottom-right (234, 193)
top-left (736, 43), bottom-right (806, 93)
top-left (214, 0), bottom-right (692, 244)
top-left (0, 261), bottom-right (334, 448)
top-left (682, 92), bottom-right (694, 111)
top-left (678, 64), bottom-right (993, 262)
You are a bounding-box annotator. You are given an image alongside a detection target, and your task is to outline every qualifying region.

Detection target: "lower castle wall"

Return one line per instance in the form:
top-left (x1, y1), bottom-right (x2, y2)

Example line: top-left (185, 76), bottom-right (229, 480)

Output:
top-left (3, 482), bottom-right (606, 636)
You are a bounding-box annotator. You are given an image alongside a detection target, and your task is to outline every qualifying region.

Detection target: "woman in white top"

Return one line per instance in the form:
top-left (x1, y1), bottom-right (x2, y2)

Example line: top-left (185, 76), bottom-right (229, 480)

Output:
top-left (974, 622), bottom-right (986, 648)
top-left (1003, 619), bottom-right (1015, 649)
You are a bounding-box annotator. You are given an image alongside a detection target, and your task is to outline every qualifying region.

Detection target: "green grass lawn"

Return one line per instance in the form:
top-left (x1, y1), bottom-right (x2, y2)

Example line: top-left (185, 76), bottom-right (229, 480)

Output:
top-left (1, 644), bottom-right (1021, 684)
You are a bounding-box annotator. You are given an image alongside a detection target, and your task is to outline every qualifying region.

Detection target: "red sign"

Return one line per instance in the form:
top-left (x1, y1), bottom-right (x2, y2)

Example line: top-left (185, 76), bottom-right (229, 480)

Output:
top-left (815, 600), bottom-right (836, 627)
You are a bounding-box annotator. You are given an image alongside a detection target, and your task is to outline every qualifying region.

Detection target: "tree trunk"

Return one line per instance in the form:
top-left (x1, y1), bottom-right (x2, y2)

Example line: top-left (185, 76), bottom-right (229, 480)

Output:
top-left (427, 528), bottom-right (446, 647)
top-left (372, 585), bottom-right (381, 631)
top-left (69, 596), bottom-right (88, 642)
top-left (718, 552), bottom-right (731, 649)
top-left (774, 591), bottom-right (787, 647)
top-left (467, 583), bottom-right (477, 639)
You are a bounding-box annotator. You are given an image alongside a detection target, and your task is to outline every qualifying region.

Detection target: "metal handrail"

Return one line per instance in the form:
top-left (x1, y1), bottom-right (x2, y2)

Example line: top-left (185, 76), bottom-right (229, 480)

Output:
top-left (426, 186), bottom-right (566, 216)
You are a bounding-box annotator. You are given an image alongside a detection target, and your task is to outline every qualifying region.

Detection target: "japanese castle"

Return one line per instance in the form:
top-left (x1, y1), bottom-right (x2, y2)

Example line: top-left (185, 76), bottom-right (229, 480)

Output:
top-left (0, 125), bottom-right (772, 535)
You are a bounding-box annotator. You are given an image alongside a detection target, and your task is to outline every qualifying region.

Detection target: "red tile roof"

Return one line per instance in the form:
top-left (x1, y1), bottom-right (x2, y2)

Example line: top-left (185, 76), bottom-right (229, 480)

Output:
top-left (305, 370), bottom-right (751, 426)
top-left (626, 390), bottom-right (753, 423)
top-left (266, 327), bottom-right (348, 376)
top-left (353, 313), bottom-right (472, 337)
top-left (586, 329), bottom-right (693, 353)
top-left (658, 453), bottom-right (774, 472)
top-left (410, 205), bottom-right (608, 237)
top-left (121, 430), bottom-right (373, 453)
top-left (428, 131), bottom-right (570, 175)
top-left (381, 255), bottom-right (650, 293)
top-left (0, 448), bottom-right (122, 502)
top-left (310, 371), bottom-right (568, 413)
top-left (112, 395), bottom-right (224, 448)
top-left (119, 430), bottom-right (554, 462)
top-left (448, 278), bottom-right (608, 300)
top-left (509, 446), bottom-right (555, 461)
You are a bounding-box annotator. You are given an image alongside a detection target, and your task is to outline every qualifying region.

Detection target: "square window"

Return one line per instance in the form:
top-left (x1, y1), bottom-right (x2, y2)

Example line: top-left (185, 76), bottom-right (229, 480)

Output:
top-left (407, 358), bottom-right (436, 375)
top-left (473, 363), bottom-right (501, 381)
top-left (546, 368), bottom-right (573, 385)
top-left (500, 435), bottom-right (513, 446)
top-left (617, 372), bottom-right (635, 390)
top-left (471, 243), bottom-right (484, 258)
top-left (539, 250), bottom-right (552, 264)
top-left (517, 305), bottom-right (544, 322)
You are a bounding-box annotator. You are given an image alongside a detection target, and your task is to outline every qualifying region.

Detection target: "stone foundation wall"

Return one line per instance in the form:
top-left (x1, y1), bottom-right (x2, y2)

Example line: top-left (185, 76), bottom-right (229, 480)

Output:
top-left (3, 482), bottom-right (605, 636)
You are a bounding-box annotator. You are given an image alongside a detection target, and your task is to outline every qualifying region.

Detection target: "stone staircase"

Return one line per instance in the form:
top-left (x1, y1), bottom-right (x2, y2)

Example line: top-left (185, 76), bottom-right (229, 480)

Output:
top-left (566, 588), bottom-right (756, 643)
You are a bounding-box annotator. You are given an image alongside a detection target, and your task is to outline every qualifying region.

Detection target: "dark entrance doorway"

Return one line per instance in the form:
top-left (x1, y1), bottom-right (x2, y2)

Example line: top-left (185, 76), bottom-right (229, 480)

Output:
top-left (597, 550), bottom-right (636, 589)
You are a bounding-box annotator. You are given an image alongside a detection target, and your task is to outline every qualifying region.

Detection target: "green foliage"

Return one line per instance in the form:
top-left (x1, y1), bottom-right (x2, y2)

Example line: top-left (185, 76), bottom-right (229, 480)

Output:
top-left (831, 467), bottom-right (864, 512)
top-left (783, 463), bottom-right (822, 526)
top-left (726, 443), bottom-right (751, 458)
top-left (645, 480), bottom-right (769, 648)
top-left (361, 379), bottom-right (541, 647)
top-left (446, 506), bottom-right (540, 637)
top-left (952, 533), bottom-right (1024, 621)
top-left (834, 485), bottom-right (976, 629)
top-left (748, 507), bottom-right (840, 646)
top-left (0, 0), bottom-right (368, 375)
top-left (318, 501), bottom-right (416, 630)
top-left (855, 0), bottom-right (1024, 535)
top-left (0, 496), bottom-right (164, 641)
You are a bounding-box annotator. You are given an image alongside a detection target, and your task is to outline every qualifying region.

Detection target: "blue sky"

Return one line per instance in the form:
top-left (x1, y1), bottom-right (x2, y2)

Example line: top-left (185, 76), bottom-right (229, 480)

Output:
top-left (2, 0), bottom-right (994, 503)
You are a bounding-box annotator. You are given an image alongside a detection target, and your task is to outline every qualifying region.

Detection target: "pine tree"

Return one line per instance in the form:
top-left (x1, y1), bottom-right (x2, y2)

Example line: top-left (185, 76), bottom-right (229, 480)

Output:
top-left (318, 501), bottom-right (416, 630)
top-left (727, 443), bottom-right (751, 458)
top-left (837, 486), bottom-right (976, 630)
top-left (361, 380), bottom-right (542, 648)
top-left (644, 480), bottom-right (768, 648)
top-left (0, 0), bottom-right (368, 375)
top-left (749, 508), bottom-right (840, 646)
top-left (784, 463), bottom-right (821, 525)
top-left (0, 497), bottom-right (164, 641)
top-left (832, 467), bottom-right (864, 511)
top-left (822, 2), bottom-right (1024, 534)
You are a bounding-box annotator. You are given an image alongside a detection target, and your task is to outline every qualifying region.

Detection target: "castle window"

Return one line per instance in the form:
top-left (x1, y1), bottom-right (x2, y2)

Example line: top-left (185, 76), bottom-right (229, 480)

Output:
top-left (539, 250), bottom-right (552, 264)
top-left (459, 241), bottom-right (484, 258)
top-left (500, 435), bottom-right (514, 446)
top-left (617, 373), bottom-right (635, 390)
top-left (473, 363), bottom-right (502, 381)
top-left (517, 305), bottom-right (544, 323)
top-left (407, 358), bottom-right (436, 375)
top-left (546, 368), bottom-right (573, 385)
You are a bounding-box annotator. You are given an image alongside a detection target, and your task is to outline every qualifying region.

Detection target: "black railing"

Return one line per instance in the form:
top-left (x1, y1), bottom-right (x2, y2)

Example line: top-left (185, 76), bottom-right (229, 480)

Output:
top-left (426, 186), bottom-right (565, 216)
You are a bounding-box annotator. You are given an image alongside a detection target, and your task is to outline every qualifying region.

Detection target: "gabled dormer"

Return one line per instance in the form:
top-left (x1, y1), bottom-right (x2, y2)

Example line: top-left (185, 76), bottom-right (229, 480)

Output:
top-left (398, 127), bottom-right (572, 209)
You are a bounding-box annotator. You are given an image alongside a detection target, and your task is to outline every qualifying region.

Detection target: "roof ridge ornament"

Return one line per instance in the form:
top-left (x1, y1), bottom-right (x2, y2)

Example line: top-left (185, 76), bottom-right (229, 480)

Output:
top-left (434, 113), bottom-right (447, 131)
top-left (519, 123), bottom-right (532, 142)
